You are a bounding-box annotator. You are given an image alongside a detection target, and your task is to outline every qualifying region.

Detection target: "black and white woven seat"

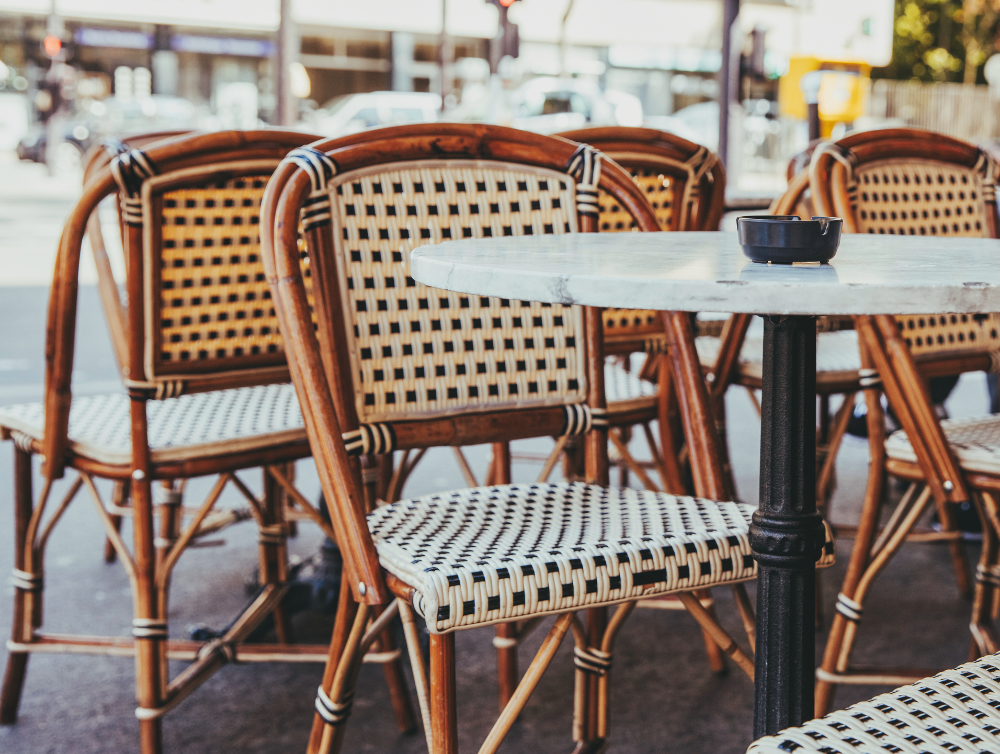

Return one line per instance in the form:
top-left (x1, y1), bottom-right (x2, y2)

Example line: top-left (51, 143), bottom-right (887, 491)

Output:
top-left (886, 414), bottom-right (1000, 476)
top-left (696, 330), bottom-right (862, 386)
top-left (749, 652), bottom-right (1000, 754)
top-left (369, 481), bottom-right (836, 633)
top-left (604, 359), bottom-right (657, 415)
top-left (0, 384), bottom-right (305, 465)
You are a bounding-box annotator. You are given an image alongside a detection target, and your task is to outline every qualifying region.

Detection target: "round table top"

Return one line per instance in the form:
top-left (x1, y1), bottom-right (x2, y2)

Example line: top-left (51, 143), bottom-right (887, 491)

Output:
top-left (410, 231), bottom-right (1000, 315)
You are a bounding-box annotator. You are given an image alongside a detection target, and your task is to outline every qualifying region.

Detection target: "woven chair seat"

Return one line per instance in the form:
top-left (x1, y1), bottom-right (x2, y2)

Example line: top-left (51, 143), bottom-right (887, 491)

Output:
top-left (748, 652), bottom-right (1000, 754)
top-left (886, 414), bottom-right (1000, 476)
top-left (696, 330), bottom-right (862, 384)
top-left (0, 384), bottom-right (306, 466)
top-left (604, 360), bottom-right (657, 414)
top-left (369, 481), bottom-right (836, 633)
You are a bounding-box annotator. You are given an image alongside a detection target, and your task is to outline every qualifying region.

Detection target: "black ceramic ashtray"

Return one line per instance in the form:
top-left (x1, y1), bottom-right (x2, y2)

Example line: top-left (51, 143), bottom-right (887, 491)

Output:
top-left (737, 216), bottom-right (843, 264)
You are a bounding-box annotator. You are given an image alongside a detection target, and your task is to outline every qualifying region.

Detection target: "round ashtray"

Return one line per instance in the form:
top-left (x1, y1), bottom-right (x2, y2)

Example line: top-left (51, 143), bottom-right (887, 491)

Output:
top-left (737, 216), bottom-right (843, 264)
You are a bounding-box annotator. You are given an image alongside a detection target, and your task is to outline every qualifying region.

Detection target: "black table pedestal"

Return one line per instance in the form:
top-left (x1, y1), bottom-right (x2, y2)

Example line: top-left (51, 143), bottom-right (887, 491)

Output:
top-left (751, 315), bottom-right (826, 739)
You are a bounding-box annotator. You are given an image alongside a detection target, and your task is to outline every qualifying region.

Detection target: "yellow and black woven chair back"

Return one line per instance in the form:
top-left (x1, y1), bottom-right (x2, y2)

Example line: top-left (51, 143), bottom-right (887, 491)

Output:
top-left (811, 127), bottom-right (1000, 238)
top-left (104, 132), bottom-right (325, 398)
top-left (327, 159), bottom-right (588, 423)
top-left (812, 128), bottom-right (1000, 361)
top-left (558, 127), bottom-right (725, 354)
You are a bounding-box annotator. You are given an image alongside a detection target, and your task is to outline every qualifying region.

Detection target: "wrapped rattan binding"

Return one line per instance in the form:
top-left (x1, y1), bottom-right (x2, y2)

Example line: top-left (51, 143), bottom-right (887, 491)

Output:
top-left (565, 144), bottom-right (602, 217)
top-left (110, 148), bottom-right (157, 226)
top-left (288, 147), bottom-right (338, 230)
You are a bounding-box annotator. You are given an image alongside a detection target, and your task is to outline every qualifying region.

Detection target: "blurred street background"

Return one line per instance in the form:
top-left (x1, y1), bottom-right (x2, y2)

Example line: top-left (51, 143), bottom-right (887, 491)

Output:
top-left (4, 0), bottom-right (1000, 751)
top-left (3, 0), bottom-right (1000, 198)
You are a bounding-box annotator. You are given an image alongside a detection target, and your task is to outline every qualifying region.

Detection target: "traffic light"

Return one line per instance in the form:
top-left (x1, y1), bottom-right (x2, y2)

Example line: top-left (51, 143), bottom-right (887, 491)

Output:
top-left (42, 34), bottom-right (62, 59)
top-left (488, 0), bottom-right (519, 73)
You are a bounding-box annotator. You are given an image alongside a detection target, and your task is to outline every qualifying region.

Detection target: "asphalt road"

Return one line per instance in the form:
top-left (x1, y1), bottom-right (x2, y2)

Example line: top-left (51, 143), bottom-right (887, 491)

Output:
top-left (0, 153), bottom-right (991, 753)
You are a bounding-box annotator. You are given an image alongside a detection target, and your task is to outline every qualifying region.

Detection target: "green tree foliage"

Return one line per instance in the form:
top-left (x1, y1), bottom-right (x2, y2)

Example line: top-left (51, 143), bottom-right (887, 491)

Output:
top-left (876, 0), bottom-right (1000, 83)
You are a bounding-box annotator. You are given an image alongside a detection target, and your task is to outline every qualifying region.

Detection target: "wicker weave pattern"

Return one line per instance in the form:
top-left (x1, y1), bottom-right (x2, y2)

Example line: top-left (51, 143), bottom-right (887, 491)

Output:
top-left (597, 168), bottom-right (673, 347)
top-left (604, 360), bottom-right (657, 406)
top-left (157, 175), bottom-right (286, 366)
top-left (603, 309), bottom-right (661, 339)
top-left (886, 414), bottom-right (1000, 475)
top-left (369, 481), bottom-right (837, 633)
top-left (329, 161), bottom-right (587, 422)
top-left (0, 384), bottom-right (305, 465)
top-left (854, 160), bottom-right (988, 237)
top-left (598, 169), bottom-right (674, 232)
top-left (749, 653), bottom-right (1000, 754)
top-left (894, 312), bottom-right (1000, 357)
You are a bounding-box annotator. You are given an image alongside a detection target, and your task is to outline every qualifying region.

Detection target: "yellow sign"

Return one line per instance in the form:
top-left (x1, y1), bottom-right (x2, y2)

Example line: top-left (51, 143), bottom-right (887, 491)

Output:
top-left (780, 56), bottom-right (870, 134)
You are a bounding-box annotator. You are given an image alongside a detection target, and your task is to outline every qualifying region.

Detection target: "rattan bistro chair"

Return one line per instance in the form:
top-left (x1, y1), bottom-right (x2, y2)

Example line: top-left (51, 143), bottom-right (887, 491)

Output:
top-left (556, 126), bottom-right (737, 673)
top-left (808, 128), bottom-right (1000, 715)
top-left (751, 652), bottom-right (1000, 754)
top-left (0, 130), bottom-right (415, 753)
top-left (261, 124), bottom-right (827, 754)
top-left (812, 313), bottom-right (1000, 716)
top-left (558, 126), bottom-right (727, 495)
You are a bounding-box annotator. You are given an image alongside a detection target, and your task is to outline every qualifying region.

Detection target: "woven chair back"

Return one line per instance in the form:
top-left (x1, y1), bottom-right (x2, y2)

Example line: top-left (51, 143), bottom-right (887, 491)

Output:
top-left (558, 127), bottom-right (726, 352)
top-left (261, 123), bottom-right (661, 603)
top-left (328, 160), bottom-right (587, 422)
top-left (114, 134), bottom-right (324, 397)
top-left (42, 130), bottom-right (321, 478)
top-left (81, 131), bottom-right (196, 375)
top-left (811, 128), bottom-right (1000, 360)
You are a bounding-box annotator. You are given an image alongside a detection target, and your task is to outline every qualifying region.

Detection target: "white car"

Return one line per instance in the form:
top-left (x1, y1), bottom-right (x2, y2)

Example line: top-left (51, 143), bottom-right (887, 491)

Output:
top-left (306, 91), bottom-right (441, 137)
top-left (509, 78), bottom-right (643, 135)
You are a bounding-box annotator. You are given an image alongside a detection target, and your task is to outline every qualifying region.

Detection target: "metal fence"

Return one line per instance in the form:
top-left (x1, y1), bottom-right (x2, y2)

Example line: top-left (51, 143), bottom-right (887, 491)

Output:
top-left (867, 79), bottom-right (1000, 143)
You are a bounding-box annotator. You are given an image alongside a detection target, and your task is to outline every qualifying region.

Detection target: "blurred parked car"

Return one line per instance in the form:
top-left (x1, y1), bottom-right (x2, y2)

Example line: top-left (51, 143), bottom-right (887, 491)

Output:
top-left (509, 78), bottom-right (643, 134)
top-left (304, 91), bottom-right (441, 136)
top-left (16, 95), bottom-right (199, 172)
top-left (646, 101), bottom-right (720, 151)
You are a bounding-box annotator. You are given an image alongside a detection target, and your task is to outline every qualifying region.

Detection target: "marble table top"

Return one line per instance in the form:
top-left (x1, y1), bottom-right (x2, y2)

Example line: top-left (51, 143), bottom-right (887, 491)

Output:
top-left (410, 231), bottom-right (1000, 316)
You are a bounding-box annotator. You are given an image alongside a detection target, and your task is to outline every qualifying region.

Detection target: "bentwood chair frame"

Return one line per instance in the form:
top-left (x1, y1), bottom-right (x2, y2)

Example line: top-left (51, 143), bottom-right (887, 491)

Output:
top-left (557, 126), bottom-right (729, 497)
top-left (554, 126), bottom-right (739, 673)
top-left (278, 124), bottom-right (741, 702)
top-left (79, 131), bottom-right (315, 559)
top-left (262, 124), bottom-right (785, 754)
top-left (0, 130), bottom-right (415, 753)
top-left (807, 127), bottom-right (1000, 714)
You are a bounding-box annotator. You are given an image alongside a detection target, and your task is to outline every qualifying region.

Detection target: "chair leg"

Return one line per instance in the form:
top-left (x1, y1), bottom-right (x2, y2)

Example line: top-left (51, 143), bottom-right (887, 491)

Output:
top-left (308, 583), bottom-right (359, 754)
top-left (817, 487), bottom-right (934, 716)
top-left (495, 623), bottom-right (519, 711)
top-left (490, 443), bottom-right (520, 710)
top-left (281, 462), bottom-right (299, 538)
top-left (371, 605), bottom-right (416, 734)
top-left (816, 382), bottom-right (887, 717)
top-left (971, 492), bottom-right (1000, 656)
top-left (934, 496), bottom-right (973, 598)
top-left (429, 632), bottom-right (458, 754)
top-left (655, 356), bottom-right (688, 495)
top-left (693, 590), bottom-right (727, 674)
top-left (260, 468), bottom-right (293, 644)
top-left (0, 446), bottom-right (33, 724)
top-left (131, 472), bottom-right (165, 754)
top-left (103, 480), bottom-right (129, 564)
